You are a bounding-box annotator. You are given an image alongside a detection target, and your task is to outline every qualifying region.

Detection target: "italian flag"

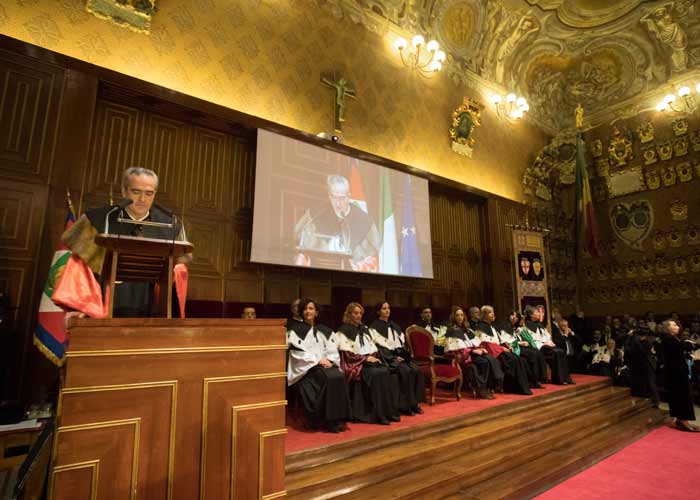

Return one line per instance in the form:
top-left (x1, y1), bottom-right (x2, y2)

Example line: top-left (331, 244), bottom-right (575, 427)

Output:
top-left (576, 133), bottom-right (602, 258)
top-left (378, 170), bottom-right (399, 274)
top-left (33, 203), bottom-right (75, 366)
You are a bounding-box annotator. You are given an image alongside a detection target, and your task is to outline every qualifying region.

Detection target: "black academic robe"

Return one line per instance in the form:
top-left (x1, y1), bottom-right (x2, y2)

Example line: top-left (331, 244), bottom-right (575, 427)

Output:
top-left (287, 322), bottom-right (351, 430)
top-left (445, 325), bottom-right (501, 394)
top-left (661, 334), bottom-right (695, 421)
top-left (308, 205), bottom-right (380, 262)
top-left (552, 328), bottom-right (582, 374)
top-left (336, 323), bottom-right (400, 424)
top-left (503, 324), bottom-right (547, 386)
top-left (526, 320), bottom-right (572, 384)
top-left (369, 319), bottom-right (426, 411)
top-left (86, 204), bottom-right (182, 317)
top-left (475, 321), bottom-right (531, 395)
top-left (624, 334), bottom-right (660, 406)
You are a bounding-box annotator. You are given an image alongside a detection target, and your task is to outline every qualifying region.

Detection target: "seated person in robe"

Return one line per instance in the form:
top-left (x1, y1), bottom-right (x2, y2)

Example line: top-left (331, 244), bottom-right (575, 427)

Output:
top-left (336, 302), bottom-right (400, 425)
top-left (474, 305), bottom-right (532, 395)
top-left (444, 306), bottom-right (501, 399)
top-left (414, 306), bottom-right (447, 356)
top-left (500, 310), bottom-right (546, 388)
top-left (58, 167), bottom-right (189, 319)
top-left (294, 175), bottom-right (380, 272)
top-left (522, 305), bottom-right (573, 385)
top-left (589, 338), bottom-right (622, 378)
top-left (287, 299), bottom-right (351, 433)
top-left (369, 302), bottom-right (425, 415)
top-left (580, 329), bottom-right (605, 372)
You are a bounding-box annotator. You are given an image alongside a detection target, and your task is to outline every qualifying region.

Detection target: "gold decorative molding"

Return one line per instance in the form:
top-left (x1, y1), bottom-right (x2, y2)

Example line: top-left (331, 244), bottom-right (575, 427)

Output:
top-left (67, 345), bottom-right (287, 357)
top-left (50, 460), bottom-right (100, 500)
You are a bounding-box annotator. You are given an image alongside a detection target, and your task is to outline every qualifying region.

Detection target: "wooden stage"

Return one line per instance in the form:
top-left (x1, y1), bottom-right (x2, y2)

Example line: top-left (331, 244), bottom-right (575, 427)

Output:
top-left (285, 376), bottom-right (665, 499)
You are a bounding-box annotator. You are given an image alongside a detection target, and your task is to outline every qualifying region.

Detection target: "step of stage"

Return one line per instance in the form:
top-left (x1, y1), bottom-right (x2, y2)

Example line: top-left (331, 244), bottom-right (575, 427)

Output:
top-left (285, 380), bottom-right (665, 500)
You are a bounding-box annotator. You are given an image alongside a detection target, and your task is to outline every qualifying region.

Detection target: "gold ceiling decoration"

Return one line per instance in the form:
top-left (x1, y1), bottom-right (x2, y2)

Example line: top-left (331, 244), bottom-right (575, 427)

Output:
top-left (86, 0), bottom-right (156, 34)
top-left (334, 0), bottom-right (700, 133)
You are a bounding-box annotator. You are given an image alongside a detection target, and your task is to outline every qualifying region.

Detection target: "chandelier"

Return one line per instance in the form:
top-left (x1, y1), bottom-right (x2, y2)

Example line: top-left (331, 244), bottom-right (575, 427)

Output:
top-left (394, 35), bottom-right (446, 78)
top-left (656, 83), bottom-right (700, 113)
top-left (489, 93), bottom-right (529, 121)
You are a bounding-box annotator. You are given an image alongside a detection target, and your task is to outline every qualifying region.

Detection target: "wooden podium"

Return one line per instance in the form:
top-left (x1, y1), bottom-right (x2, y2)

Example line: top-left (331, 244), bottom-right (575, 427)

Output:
top-left (48, 318), bottom-right (288, 500)
top-left (95, 233), bottom-right (194, 318)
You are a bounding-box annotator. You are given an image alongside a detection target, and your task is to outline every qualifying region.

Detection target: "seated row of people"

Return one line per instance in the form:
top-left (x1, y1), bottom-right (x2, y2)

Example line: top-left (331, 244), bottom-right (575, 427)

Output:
top-left (287, 299), bottom-right (576, 433)
top-left (287, 300), bottom-right (424, 433)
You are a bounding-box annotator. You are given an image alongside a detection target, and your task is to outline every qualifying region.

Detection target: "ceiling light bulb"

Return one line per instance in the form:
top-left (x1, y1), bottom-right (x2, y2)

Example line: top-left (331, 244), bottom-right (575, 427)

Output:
top-left (521, 103), bottom-right (530, 112)
top-left (664, 93), bottom-right (676, 104)
top-left (435, 50), bottom-right (446, 62)
top-left (430, 61), bottom-right (442, 72)
top-left (426, 40), bottom-right (439, 52)
top-left (696, 83), bottom-right (700, 93)
top-left (506, 93), bottom-right (517, 103)
top-left (678, 86), bottom-right (691, 97)
top-left (656, 101), bottom-right (668, 112)
top-left (516, 97), bottom-right (527, 107)
top-left (394, 37), bottom-right (408, 51)
top-left (490, 94), bottom-right (502, 105)
top-left (512, 109), bottom-right (524, 119)
top-left (412, 35), bottom-right (425, 48)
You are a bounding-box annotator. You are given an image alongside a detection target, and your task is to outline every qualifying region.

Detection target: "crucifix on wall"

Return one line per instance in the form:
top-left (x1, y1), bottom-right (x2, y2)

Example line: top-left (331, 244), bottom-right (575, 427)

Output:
top-left (321, 72), bottom-right (356, 133)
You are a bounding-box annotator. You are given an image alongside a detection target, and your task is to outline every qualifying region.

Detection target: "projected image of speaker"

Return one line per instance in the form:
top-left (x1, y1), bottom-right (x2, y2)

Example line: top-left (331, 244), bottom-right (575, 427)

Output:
top-left (251, 129), bottom-right (433, 279)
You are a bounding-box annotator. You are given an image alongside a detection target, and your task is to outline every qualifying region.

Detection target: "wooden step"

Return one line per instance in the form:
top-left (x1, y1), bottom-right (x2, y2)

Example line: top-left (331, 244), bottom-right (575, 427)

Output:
top-left (285, 382), bottom-right (662, 500)
top-left (334, 395), bottom-right (660, 500)
top-left (286, 386), bottom-right (626, 497)
top-left (287, 379), bottom-right (611, 473)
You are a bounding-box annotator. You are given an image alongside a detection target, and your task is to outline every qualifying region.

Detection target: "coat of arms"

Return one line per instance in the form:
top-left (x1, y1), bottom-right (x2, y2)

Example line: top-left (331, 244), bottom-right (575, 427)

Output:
top-left (450, 97), bottom-right (482, 158)
top-left (607, 127), bottom-right (633, 167)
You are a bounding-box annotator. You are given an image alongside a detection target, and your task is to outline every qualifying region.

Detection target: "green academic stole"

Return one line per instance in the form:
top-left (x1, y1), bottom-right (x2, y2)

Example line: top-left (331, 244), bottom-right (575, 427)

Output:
top-left (518, 327), bottom-right (538, 349)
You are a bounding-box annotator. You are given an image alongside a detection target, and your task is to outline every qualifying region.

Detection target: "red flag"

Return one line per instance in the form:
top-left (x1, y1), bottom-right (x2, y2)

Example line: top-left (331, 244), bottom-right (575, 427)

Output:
top-left (174, 263), bottom-right (188, 319)
top-left (52, 255), bottom-right (107, 318)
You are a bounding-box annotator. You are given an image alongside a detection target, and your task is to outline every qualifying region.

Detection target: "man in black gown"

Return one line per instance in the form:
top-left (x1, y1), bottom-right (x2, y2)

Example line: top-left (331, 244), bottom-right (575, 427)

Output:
top-left (60, 167), bottom-right (188, 318)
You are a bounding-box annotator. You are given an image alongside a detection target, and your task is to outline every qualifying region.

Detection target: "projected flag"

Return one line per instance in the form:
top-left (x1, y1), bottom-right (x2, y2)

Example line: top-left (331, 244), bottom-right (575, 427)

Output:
top-left (378, 170), bottom-right (399, 274)
top-left (400, 176), bottom-right (421, 276)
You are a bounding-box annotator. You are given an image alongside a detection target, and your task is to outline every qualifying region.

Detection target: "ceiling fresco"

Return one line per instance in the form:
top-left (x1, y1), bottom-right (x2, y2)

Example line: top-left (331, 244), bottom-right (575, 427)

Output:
top-left (331, 0), bottom-right (700, 132)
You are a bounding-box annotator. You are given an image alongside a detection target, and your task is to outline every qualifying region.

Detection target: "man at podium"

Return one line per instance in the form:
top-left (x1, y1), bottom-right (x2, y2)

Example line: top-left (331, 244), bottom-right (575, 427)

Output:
top-left (58, 167), bottom-right (190, 318)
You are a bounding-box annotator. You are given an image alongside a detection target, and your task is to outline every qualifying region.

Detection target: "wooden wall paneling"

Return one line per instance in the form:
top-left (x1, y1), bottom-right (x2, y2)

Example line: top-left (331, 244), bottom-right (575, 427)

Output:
top-left (51, 318), bottom-right (287, 500)
top-left (0, 180), bottom-right (48, 333)
top-left (83, 100), bottom-right (142, 209)
top-left (264, 268), bottom-right (300, 304)
top-left (0, 49), bottom-right (64, 183)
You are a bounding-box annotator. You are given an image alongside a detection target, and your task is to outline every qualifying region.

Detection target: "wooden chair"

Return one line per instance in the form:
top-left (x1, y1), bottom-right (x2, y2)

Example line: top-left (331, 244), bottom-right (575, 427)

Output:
top-left (406, 325), bottom-right (462, 405)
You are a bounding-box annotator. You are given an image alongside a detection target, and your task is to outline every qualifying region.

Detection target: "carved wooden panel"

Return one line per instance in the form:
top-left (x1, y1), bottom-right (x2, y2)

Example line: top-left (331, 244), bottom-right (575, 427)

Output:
top-left (51, 318), bottom-right (287, 500)
top-left (0, 49), bottom-right (64, 183)
top-left (429, 191), bottom-right (484, 307)
top-left (0, 179), bottom-right (48, 329)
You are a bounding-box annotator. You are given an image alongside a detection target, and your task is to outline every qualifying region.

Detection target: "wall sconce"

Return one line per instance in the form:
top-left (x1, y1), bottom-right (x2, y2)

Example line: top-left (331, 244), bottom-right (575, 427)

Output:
top-left (394, 35), bottom-right (446, 78)
top-left (656, 83), bottom-right (700, 113)
top-left (489, 93), bottom-right (529, 120)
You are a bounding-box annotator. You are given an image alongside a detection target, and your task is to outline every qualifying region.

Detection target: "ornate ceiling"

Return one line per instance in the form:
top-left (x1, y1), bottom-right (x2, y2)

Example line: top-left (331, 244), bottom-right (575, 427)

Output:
top-left (323, 0), bottom-right (700, 133)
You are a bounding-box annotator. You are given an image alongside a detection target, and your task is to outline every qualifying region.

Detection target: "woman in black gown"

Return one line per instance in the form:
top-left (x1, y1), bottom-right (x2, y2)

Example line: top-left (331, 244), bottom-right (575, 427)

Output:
top-left (501, 310), bottom-right (547, 388)
top-left (660, 319), bottom-right (698, 432)
top-left (336, 302), bottom-right (401, 425)
top-left (287, 299), bottom-right (351, 432)
top-left (369, 302), bottom-right (425, 415)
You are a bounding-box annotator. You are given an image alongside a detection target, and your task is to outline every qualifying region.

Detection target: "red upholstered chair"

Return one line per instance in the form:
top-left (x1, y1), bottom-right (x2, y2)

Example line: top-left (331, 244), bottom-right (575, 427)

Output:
top-left (406, 325), bottom-right (462, 405)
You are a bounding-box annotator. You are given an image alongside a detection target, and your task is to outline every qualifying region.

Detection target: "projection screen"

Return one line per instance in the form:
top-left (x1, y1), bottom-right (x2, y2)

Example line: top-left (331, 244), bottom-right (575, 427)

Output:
top-left (251, 129), bottom-right (433, 278)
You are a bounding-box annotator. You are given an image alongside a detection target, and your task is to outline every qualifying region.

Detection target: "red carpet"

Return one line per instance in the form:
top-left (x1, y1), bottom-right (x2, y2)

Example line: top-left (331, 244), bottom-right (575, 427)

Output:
top-left (286, 374), bottom-right (604, 453)
top-left (536, 425), bottom-right (700, 500)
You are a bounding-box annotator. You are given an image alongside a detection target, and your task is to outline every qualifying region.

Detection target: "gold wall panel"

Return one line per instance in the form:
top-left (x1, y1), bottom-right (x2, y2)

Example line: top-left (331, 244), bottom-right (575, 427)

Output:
top-left (0, 0), bottom-right (546, 202)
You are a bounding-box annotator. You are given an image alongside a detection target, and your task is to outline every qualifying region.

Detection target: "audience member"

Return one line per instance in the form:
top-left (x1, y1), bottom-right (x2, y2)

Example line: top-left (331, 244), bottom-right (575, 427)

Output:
top-left (241, 306), bottom-right (256, 319)
top-left (502, 310), bottom-right (546, 388)
top-left (523, 305), bottom-right (573, 385)
top-left (660, 319), bottom-right (698, 432)
top-left (624, 323), bottom-right (660, 407)
top-left (415, 307), bottom-right (447, 355)
top-left (552, 317), bottom-right (582, 375)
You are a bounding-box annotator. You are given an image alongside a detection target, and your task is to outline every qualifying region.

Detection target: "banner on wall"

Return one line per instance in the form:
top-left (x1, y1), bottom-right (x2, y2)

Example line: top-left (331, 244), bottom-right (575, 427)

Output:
top-left (512, 229), bottom-right (550, 326)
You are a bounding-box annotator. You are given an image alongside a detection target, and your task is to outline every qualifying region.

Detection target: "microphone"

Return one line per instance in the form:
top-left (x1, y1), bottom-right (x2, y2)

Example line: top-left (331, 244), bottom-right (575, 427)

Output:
top-left (104, 199), bottom-right (133, 234)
